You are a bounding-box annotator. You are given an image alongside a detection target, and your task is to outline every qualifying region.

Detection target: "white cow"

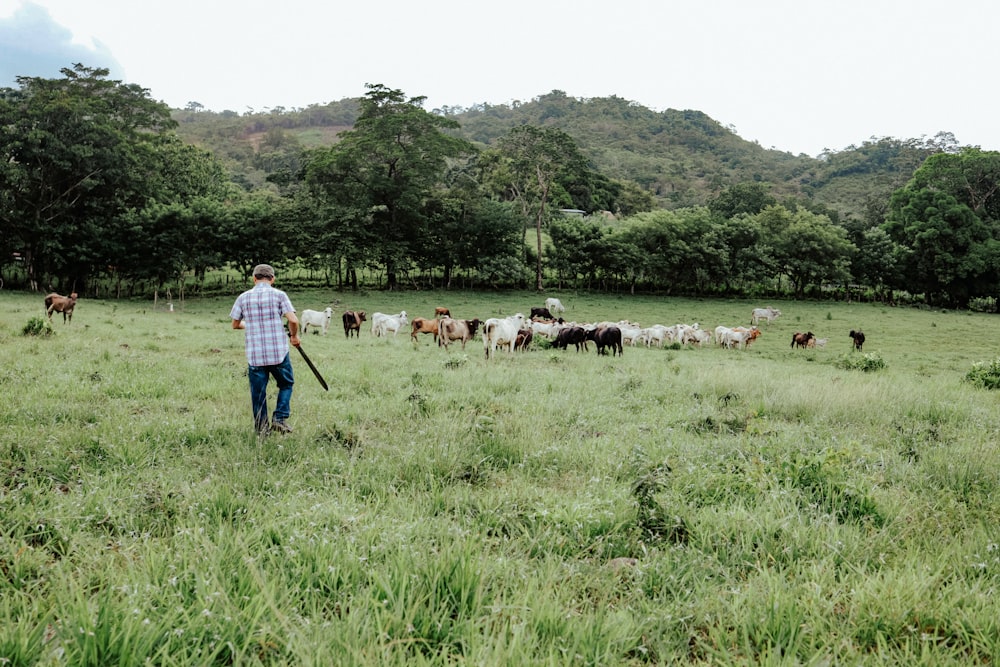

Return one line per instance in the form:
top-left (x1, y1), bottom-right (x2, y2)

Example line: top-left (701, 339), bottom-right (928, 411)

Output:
top-left (750, 306), bottom-right (782, 326)
top-left (531, 319), bottom-right (564, 339)
top-left (482, 313), bottom-right (526, 359)
top-left (371, 311), bottom-right (408, 338)
top-left (544, 297), bottom-right (566, 314)
top-left (638, 324), bottom-right (671, 347)
top-left (300, 307), bottom-right (333, 335)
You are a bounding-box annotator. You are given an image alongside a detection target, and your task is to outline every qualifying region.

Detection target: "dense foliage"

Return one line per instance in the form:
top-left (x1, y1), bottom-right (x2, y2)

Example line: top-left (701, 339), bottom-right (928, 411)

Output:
top-left (3, 70), bottom-right (999, 306)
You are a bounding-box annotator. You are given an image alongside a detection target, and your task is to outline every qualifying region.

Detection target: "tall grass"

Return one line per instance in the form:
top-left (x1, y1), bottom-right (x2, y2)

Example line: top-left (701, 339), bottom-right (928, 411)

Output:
top-left (2, 290), bottom-right (1000, 664)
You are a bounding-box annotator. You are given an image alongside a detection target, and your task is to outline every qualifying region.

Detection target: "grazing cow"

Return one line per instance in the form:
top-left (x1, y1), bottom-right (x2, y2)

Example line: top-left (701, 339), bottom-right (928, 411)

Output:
top-left (44, 292), bottom-right (78, 323)
top-left (587, 325), bottom-right (623, 356)
top-left (530, 306), bottom-right (554, 321)
top-left (750, 306), bottom-right (782, 326)
top-left (514, 327), bottom-right (533, 352)
top-left (371, 311), bottom-right (408, 338)
top-left (301, 307), bottom-right (333, 335)
top-left (438, 317), bottom-right (481, 350)
top-left (639, 324), bottom-right (671, 348)
top-left (790, 331), bottom-right (815, 349)
top-left (553, 325), bottom-right (589, 352)
top-left (434, 306), bottom-right (451, 318)
top-left (342, 310), bottom-right (366, 338)
top-left (716, 325), bottom-right (761, 350)
top-left (482, 313), bottom-right (526, 359)
top-left (530, 318), bottom-right (565, 339)
top-left (544, 297), bottom-right (566, 314)
top-left (849, 330), bottom-right (866, 351)
top-left (410, 316), bottom-right (440, 343)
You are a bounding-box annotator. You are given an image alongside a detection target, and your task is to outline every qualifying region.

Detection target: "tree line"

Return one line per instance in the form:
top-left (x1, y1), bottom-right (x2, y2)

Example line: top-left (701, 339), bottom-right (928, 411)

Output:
top-left (3, 66), bottom-right (1000, 307)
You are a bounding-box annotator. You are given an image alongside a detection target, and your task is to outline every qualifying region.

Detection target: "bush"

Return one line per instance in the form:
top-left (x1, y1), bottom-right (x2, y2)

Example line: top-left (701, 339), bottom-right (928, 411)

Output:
top-left (834, 352), bottom-right (886, 373)
top-left (964, 358), bottom-right (1000, 390)
top-left (22, 316), bottom-right (53, 337)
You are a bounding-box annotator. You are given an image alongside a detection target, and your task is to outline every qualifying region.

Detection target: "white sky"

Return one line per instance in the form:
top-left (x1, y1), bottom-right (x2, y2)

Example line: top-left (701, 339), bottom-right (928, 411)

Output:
top-left (1, 0), bottom-right (996, 157)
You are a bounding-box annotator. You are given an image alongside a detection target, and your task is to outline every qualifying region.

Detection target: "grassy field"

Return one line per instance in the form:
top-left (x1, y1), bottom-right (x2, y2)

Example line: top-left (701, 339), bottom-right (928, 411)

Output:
top-left (3, 288), bottom-right (1000, 665)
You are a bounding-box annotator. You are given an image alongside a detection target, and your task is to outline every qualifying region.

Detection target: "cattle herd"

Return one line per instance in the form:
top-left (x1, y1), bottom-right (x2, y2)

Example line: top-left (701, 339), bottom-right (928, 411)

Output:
top-left (36, 293), bottom-right (867, 358)
top-left (284, 297), bottom-right (868, 361)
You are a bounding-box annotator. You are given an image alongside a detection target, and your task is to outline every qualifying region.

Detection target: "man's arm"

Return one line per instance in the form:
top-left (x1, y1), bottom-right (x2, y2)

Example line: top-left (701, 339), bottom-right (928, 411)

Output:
top-left (232, 319), bottom-right (244, 330)
top-left (285, 311), bottom-right (300, 346)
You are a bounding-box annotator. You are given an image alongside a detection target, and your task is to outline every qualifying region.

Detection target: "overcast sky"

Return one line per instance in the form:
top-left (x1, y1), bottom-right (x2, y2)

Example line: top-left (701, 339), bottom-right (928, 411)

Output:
top-left (1, 0), bottom-right (996, 157)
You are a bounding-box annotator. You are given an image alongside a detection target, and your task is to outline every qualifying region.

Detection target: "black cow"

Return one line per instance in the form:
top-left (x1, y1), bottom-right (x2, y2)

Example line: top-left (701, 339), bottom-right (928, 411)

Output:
top-left (586, 326), bottom-right (623, 356)
top-left (530, 307), bottom-right (554, 320)
top-left (553, 326), bottom-right (589, 352)
top-left (342, 310), bottom-right (366, 338)
top-left (849, 329), bottom-right (866, 351)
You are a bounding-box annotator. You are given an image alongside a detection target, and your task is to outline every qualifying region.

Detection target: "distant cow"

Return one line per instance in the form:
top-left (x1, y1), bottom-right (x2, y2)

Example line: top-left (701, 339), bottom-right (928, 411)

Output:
top-left (410, 316), bottom-right (440, 343)
top-left (553, 325), bottom-right (589, 352)
top-left (587, 325), bottom-right (623, 356)
top-left (750, 306), bottom-right (782, 326)
top-left (545, 297), bottom-right (566, 314)
top-left (530, 306), bottom-right (554, 320)
top-left (45, 292), bottom-right (78, 323)
top-left (301, 307), bottom-right (333, 335)
top-left (438, 317), bottom-right (481, 350)
top-left (371, 311), bottom-right (408, 338)
top-left (342, 310), bottom-right (366, 338)
top-left (434, 306), bottom-right (451, 318)
top-left (482, 313), bottom-right (526, 359)
top-left (849, 329), bottom-right (866, 351)
top-left (790, 331), bottom-right (815, 349)
top-left (514, 327), bottom-right (533, 352)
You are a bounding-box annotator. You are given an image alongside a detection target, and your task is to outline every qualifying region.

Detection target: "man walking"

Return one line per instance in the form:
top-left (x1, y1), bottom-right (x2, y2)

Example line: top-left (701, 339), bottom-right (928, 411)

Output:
top-left (230, 264), bottom-right (300, 435)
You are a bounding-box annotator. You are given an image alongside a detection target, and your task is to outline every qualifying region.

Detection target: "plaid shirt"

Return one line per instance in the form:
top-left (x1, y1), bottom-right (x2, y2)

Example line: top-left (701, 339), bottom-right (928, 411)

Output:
top-left (230, 282), bottom-right (295, 366)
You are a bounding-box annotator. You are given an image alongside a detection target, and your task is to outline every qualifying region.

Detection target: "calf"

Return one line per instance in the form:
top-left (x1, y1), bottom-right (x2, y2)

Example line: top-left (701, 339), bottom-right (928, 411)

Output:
top-left (301, 307), bottom-right (333, 335)
top-left (44, 292), bottom-right (78, 323)
top-left (514, 327), bottom-right (533, 352)
top-left (438, 317), bottom-right (481, 350)
top-left (849, 330), bottom-right (866, 351)
top-left (342, 310), bottom-right (366, 338)
top-left (410, 316), bottom-right (440, 344)
top-left (434, 306), bottom-right (451, 318)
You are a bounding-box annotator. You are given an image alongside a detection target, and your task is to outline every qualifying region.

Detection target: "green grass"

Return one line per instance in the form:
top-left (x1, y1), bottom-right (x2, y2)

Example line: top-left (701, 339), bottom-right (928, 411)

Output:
top-left (2, 289), bottom-right (1000, 664)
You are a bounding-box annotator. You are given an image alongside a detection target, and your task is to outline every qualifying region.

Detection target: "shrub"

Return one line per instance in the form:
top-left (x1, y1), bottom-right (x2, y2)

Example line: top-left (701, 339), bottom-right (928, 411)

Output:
top-left (21, 316), bottom-right (53, 337)
top-left (834, 352), bottom-right (886, 373)
top-left (964, 358), bottom-right (1000, 390)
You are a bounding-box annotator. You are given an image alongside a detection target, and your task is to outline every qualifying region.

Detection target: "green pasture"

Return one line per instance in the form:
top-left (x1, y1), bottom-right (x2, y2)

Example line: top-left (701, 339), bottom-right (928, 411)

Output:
top-left (2, 288), bottom-right (1000, 665)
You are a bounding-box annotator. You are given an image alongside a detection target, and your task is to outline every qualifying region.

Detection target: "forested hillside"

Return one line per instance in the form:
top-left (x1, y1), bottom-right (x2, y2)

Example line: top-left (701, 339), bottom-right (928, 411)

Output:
top-left (7, 70), bottom-right (996, 308)
top-left (171, 89), bottom-right (955, 222)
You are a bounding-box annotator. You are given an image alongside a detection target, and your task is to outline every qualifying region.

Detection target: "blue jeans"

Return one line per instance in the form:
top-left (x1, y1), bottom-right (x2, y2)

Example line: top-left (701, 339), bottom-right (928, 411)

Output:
top-left (248, 354), bottom-right (294, 431)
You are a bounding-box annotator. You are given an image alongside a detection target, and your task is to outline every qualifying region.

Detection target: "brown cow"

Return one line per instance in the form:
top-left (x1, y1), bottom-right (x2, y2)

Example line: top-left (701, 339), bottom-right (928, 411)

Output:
top-left (790, 331), bottom-right (815, 349)
top-left (514, 327), bottom-right (533, 352)
top-left (410, 317), bottom-right (440, 343)
top-left (438, 317), bottom-right (481, 350)
top-left (434, 306), bottom-right (451, 318)
top-left (44, 292), bottom-right (78, 323)
top-left (342, 310), bottom-right (366, 338)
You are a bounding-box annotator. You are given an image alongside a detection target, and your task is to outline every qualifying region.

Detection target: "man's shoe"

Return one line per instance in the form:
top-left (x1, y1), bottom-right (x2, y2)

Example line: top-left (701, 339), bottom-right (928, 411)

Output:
top-left (271, 420), bottom-right (293, 434)
top-left (256, 422), bottom-right (271, 436)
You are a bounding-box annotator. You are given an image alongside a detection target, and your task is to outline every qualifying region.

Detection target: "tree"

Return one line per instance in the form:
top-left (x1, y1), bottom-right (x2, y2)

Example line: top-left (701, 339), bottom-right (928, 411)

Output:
top-left (708, 182), bottom-right (776, 219)
top-left (0, 64), bottom-right (224, 291)
top-left (884, 148), bottom-right (1000, 306)
top-left (756, 205), bottom-right (854, 297)
top-left (481, 125), bottom-right (592, 290)
top-left (301, 84), bottom-right (474, 290)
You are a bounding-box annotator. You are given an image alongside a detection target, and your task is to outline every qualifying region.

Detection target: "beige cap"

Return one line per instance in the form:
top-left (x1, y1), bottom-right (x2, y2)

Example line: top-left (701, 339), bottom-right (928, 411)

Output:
top-left (252, 264), bottom-right (275, 279)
